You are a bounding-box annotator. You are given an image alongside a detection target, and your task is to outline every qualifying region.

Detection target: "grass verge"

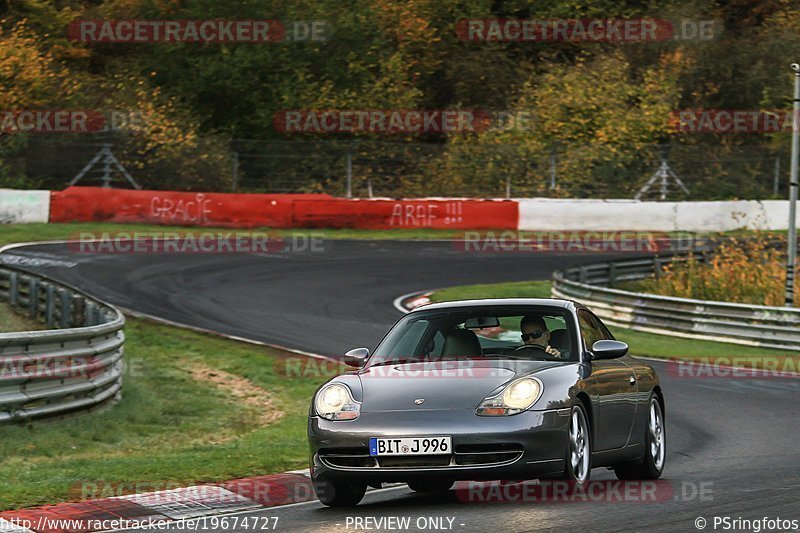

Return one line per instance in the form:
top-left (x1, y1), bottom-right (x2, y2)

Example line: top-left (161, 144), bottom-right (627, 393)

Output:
top-left (0, 223), bottom-right (780, 249)
top-left (0, 303), bottom-right (44, 333)
top-left (0, 223), bottom-right (465, 248)
top-left (0, 317), bottom-right (329, 510)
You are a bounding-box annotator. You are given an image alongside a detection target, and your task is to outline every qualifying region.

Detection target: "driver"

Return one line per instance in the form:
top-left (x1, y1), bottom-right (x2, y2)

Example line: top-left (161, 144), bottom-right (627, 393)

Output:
top-left (519, 315), bottom-right (562, 358)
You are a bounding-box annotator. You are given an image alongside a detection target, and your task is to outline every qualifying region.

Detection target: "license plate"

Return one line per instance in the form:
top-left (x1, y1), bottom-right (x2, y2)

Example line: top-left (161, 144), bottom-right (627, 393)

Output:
top-left (369, 436), bottom-right (451, 456)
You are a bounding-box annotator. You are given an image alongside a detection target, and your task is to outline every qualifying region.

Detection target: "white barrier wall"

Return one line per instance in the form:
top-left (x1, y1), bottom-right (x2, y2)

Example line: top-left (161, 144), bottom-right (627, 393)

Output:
top-left (518, 198), bottom-right (792, 231)
top-left (0, 189), bottom-right (51, 223)
top-left (0, 188), bottom-right (794, 232)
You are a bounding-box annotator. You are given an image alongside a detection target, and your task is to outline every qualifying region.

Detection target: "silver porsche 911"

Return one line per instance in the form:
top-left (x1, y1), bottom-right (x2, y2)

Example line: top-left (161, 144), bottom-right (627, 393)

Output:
top-left (308, 298), bottom-right (666, 506)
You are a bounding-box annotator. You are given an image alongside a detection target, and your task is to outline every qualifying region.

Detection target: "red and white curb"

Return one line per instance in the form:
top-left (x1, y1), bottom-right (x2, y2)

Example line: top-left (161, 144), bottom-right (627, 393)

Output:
top-left (0, 469), bottom-right (332, 532)
top-left (392, 291), bottom-right (433, 313)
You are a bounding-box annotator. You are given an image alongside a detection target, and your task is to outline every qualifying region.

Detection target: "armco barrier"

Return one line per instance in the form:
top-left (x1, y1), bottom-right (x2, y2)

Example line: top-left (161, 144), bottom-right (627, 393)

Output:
top-left (49, 187), bottom-right (519, 229)
top-left (552, 255), bottom-right (800, 350)
top-left (0, 265), bottom-right (125, 422)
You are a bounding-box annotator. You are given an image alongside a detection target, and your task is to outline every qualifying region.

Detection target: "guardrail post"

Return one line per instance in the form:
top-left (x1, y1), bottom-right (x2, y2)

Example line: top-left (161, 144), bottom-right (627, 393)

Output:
top-left (28, 278), bottom-right (39, 320)
top-left (654, 257), bottom-right (662, 280)
top-left (608, 264), bottom-right (617, 287)
top-left (9, 272), bottom-right (18, 307)
top-left (45, 284), bottom-right (56, 328)
top-left (59, 290), bottom-right (72, 328)
top-left (85, 302), bottom-right (96, 326)
top-left (579, 266), bottom-right (588, 283)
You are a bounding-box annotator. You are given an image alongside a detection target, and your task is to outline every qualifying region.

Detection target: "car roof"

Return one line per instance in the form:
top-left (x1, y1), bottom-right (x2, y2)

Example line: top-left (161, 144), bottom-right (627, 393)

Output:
top-left (411, 298), bottom-right (577, 313)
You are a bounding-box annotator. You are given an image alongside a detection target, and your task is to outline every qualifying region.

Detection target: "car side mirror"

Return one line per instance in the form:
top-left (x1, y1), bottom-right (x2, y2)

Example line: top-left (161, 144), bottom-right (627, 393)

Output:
top-left (344, 347), bottom-right (369, 368)
top-left (590, 340), bottom-right (629, 360)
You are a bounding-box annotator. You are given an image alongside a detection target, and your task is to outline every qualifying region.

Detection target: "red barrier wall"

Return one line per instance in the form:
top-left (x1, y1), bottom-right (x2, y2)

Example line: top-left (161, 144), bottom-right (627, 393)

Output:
top-left (49, 187), bottom-right (518, 229)
top-left (49, 187), bottom-right (330, 228)
top-left (292, 198), bottom-right (518, 229)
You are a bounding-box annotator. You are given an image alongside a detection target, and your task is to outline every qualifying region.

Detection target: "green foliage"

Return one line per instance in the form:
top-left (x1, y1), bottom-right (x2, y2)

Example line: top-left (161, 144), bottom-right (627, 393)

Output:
top-left (1, 1), bottom-right (799, 195)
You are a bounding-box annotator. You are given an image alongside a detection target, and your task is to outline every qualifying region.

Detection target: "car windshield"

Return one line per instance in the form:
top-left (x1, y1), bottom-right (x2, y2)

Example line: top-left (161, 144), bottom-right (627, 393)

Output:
top-left (368, 305), bottom-right (576, 366)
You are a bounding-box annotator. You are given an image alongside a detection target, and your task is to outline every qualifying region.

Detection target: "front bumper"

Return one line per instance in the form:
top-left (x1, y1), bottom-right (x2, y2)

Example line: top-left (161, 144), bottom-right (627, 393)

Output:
top-left (308, 408), bottom-right (569, 483)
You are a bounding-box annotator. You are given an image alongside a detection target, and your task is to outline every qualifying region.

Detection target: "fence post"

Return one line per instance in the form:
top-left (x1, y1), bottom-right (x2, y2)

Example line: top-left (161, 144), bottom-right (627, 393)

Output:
top-left (346, 149), bottom-right (353, 198)
top-left (232, 151), bottom-right (239, 192)
top-left (579, 266), bottom-right (588, 284)
top-left (505, 176), bottom-right (511, 199)
top-left (654, 257), bottom-right (662, 280)
top-left (549, 145), bottom-right (557, 190)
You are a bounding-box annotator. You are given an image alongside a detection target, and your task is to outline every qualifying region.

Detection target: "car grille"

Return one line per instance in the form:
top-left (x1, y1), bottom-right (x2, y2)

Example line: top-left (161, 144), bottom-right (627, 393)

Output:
top-left (318, 443), bottom-right (523, 469)
top-left (453, 443), bottom-right (524, 466)
top-left (318, 447), bottom-right (375, 468)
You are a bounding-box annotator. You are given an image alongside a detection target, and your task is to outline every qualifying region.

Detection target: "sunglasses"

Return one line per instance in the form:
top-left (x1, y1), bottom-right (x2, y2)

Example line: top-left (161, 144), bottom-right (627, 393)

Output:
top-left (521, 329), bottom-right (545, 340)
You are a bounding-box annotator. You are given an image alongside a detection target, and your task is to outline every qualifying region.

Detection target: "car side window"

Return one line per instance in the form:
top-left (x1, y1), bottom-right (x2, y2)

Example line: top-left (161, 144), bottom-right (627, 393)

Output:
top-left (586, 312), bottom-right (614, 341)
top-left (577, 309), bottom-right (604, 350)
top-left (587, 312), bottom-right (614, 342)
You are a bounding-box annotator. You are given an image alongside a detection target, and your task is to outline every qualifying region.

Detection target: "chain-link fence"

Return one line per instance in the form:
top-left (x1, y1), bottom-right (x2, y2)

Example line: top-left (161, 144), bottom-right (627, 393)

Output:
top-left (0, 133), bottom-right (791, 200)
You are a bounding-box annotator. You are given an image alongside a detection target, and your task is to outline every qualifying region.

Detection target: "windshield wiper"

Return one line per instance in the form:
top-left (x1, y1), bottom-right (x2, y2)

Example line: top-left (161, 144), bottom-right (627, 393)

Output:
top-left (480, 353), bottom-right (529, 360)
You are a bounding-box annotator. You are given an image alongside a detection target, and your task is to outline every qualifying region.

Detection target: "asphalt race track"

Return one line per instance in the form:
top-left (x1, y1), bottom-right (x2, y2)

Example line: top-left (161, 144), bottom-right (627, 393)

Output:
top-left (1, 240), bottom-right (637, 356)
top-left (3, 240), bottom-right (798, 533)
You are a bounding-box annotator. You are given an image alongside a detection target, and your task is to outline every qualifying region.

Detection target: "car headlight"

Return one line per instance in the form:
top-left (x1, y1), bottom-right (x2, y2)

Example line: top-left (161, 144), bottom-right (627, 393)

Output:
top-left (314, 383), bottom-right (360, 420)
top-left (476, 377), bottom-right (542, 416)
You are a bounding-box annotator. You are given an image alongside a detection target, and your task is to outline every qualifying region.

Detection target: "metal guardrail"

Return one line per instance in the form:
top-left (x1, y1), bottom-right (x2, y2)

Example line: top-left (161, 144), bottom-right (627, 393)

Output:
top-left (0, 266), bottom-right (125, 422)
top-left (552, 254), bottom-right (800, 351)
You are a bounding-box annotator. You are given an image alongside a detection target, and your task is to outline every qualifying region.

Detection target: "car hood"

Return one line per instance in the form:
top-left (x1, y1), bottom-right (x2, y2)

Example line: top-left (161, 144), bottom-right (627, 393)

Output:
top-left (357, 359), bottom-right (561, 412)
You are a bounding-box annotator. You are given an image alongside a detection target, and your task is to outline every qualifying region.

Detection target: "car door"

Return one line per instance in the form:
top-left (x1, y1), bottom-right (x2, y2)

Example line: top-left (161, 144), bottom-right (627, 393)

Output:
top-left (579, 309), bottom-right (638, 450)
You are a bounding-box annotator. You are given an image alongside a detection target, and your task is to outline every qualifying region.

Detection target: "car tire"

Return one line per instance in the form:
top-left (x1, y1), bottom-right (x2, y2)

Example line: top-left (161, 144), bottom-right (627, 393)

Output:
top-left (560, 403), bottom-right (591, 487)
top-left (407, 479), bottom-right (454, 493)
top-left (313, 480), bottom-right (367, 507)
top-left (614, 395), bottom-right (666, 480)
